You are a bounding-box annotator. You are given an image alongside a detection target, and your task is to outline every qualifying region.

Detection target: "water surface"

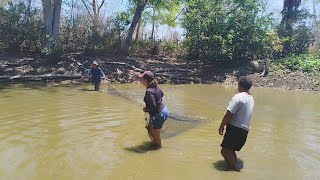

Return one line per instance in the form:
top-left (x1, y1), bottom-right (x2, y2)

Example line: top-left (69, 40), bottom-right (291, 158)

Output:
top-left (0, 83), bottom-right (319, 179)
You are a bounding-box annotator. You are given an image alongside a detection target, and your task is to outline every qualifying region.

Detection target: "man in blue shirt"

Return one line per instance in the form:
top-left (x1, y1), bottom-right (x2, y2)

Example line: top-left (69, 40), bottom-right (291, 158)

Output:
top-left (89, 61), bottom-right (105, 91)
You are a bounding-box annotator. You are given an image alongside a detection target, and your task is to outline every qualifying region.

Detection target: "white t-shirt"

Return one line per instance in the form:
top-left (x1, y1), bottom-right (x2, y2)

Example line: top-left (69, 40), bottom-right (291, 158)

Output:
top-left (227, 92), bottom-right (254, 131)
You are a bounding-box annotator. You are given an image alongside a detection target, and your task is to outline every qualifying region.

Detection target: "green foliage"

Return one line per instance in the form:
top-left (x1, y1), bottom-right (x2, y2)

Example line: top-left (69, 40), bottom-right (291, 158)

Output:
top-left (145, 0), bottom-right (182, 28)
top-left (182, 0), bottom-right (274, 65)
top-left (163, 40), bottom-right (182, 54)
top-left (273, 54), bottom-right (320, 73)
top-left (0, 2), bottom-right (44, 52)
top-left (0, 1), bottom-right (132, 54)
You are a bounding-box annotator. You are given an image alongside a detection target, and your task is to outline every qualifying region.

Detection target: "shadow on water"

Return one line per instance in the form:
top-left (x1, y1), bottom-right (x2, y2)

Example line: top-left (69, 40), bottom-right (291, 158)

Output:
top-left (0, 82), bottom-right (77, 92)
top-left (124, 141), bottom-right (160, 153)
top-left (213, 159), bottom-right (244, 171)
top-left (78, 88), bottom-right (96, 92)
top-left (0, 82), bottom-right (49, 91)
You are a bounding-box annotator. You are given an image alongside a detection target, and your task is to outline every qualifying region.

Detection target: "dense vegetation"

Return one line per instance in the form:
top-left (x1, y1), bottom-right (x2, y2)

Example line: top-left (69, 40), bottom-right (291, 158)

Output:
top-left (182, 0), bottom-right (273, 65)
top-left (0, 0), bottom-right (319, 72)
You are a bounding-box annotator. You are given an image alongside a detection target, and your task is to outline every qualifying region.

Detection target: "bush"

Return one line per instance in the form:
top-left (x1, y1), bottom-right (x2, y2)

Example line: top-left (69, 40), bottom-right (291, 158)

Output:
top-left (273, 54), bottom-right (320, 73)
top-left (182, 0), bottom-right (274, 65)
top-left (163, 41), bottom-right (181, 54)
top-left (0, 2), bottom-right (44, 52)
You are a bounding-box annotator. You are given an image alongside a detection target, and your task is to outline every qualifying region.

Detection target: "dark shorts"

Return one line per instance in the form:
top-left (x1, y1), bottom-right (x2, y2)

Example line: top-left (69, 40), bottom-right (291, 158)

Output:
top-left (221, 124), bottom-right (248, 151)
top-left (149, 107), bottom-right (169, 129)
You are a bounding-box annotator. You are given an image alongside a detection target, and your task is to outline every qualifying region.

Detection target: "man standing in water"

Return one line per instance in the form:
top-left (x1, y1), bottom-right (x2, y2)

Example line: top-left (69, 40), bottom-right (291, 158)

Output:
top-left (218, 76), bottom-right (254, 172)
top-left (89, 61), bottom-right (105, 91)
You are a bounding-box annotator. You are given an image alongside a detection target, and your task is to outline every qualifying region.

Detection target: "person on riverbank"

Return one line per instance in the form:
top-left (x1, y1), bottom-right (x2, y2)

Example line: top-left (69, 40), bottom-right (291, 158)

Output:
top-left (138, 71), bottom-right (169, 149)
top-left (89, 61), bottom-right (105, 91)
top-left (218, 76), bottom-right (254, 172)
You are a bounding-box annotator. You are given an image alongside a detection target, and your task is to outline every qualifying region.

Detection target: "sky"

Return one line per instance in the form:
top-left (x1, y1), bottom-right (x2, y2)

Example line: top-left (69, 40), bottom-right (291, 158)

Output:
top-left (26, 0), bottom-right (317, 40)
top-left (102, 0), bottom-right (316, 39)
top-left (104, 0), bottom-right (315, 15)
top-left (3, 0), bottom-right (316, 40)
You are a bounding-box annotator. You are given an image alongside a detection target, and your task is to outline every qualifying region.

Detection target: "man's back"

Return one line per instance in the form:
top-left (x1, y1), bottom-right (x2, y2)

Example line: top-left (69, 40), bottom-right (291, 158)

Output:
top-left (227, 92), bottom-right (254, 131)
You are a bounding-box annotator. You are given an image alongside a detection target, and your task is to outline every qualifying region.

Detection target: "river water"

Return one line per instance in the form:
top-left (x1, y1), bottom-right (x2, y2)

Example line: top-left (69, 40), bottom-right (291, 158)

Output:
top-left (0, 83), bottom-right (319, 179)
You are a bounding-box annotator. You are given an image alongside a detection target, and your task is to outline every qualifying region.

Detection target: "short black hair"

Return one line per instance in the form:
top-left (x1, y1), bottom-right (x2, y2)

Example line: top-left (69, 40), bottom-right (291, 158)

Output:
top-left (238, 76), bottom-right (253, 90)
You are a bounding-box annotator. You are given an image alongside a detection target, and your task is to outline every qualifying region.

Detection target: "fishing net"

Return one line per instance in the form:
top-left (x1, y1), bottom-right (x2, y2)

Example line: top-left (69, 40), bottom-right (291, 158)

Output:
top-left (106, 84), bottom-right (206, 138)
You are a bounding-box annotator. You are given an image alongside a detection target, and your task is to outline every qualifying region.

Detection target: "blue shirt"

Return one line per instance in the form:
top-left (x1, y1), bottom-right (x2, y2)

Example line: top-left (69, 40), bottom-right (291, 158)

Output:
top-left (90, 67), bottom-right (105, 83)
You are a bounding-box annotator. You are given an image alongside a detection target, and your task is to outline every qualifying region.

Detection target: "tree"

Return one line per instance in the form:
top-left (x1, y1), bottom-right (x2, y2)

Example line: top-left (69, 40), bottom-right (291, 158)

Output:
top-left (279, 0), bottom-right (301, 54)
top-left (0, 0), bottom-right (9, 7)
top-left (0, 1), bottom-right (44, 51)
top-left (144, 2), bottom-right (181, 41)
top-left (122, 0), bottom-right (149, 54)
top-left (80, 0), bottom-right (106, 35)
top-left (182, 0), bottom-right (273, 64)
top-left (277, 0), bottom-right (314, 55)
top-left (122, 0), bottom-right (183, 54)
top-left (309, 0), bottom-right (320, 51)
top-left (41, 0), bottom-right (62, 47)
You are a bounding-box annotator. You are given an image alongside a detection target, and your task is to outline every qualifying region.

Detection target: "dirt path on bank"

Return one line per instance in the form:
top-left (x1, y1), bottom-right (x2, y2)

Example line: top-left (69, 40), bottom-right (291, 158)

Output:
top-left (0, 52), bottom-right (319, 92)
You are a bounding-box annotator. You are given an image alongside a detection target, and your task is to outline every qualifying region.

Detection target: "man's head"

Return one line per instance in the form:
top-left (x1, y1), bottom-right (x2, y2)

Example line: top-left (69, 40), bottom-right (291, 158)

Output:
top-left (238, 76), bottom-right (253, 92)
top-left (91, 61), bottom-right (98, 68)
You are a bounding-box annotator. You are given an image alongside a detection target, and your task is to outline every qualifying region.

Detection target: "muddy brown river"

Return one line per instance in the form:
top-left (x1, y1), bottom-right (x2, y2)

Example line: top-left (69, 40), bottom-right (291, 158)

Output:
top-left (0, 83), bottom-right (319, 179)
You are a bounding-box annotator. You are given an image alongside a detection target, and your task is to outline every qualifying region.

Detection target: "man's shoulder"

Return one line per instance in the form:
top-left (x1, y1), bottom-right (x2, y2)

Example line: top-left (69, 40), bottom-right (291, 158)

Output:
top-left (231, 93), bottom-right (253, 103)
top-left (234, 92), bottom-right (252, 98)
top-left (232, 93), bottom-right (243, 99)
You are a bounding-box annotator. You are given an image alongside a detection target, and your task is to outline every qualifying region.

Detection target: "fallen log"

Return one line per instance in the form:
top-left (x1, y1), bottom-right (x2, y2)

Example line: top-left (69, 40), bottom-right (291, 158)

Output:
top-left (103, 61), bottom-right (199, 83)
top-left (104, 62), bottom-right (144, 72)
top-left (155, 68), bottom-right (195, 74)
top-left (105, 62), bottom-right (194, 74)
top-left (155, 73), bottom-right (200, 83)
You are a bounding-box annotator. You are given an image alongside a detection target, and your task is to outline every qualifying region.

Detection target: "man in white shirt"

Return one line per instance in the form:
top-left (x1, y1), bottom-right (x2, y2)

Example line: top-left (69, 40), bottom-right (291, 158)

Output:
top-left (218, 76), bottom-right (254, 172)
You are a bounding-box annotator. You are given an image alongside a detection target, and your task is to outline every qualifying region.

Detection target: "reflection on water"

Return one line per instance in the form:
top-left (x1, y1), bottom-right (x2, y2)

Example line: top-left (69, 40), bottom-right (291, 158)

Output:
top-left (0, 83), bottom-right (319, 179)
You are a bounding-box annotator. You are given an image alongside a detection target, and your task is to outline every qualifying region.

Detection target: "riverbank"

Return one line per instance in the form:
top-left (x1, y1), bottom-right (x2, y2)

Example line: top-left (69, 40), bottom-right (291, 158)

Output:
top-left (0, 52), bottom-right (319, 92)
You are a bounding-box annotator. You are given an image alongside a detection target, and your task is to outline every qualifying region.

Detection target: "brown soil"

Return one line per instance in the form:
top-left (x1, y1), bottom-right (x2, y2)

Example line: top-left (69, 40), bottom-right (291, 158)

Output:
top-left (0, 51), bottom-right (319, 92)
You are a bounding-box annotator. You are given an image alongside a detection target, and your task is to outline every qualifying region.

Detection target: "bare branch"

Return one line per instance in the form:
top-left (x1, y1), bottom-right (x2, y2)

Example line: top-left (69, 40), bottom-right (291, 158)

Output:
top-left (80, 0), bottom-right (93, 18)
top-left (172, 6), bottom-right (186, 23)
top-left (98, 0), bottom-right (106, 12)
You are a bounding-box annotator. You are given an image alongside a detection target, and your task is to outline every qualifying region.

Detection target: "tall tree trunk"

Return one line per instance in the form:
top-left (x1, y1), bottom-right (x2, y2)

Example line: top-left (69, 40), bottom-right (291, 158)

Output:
top-left (122, 0), bottom-right (148, 55)
top-left (52, 0), bottom-right (62, 40)
top-left (150, 9), bottom-right (155, 42)
top-left (92, 0), bottom-right (98, 35)
top-left (80, 0), bottom-right (105, 38)
top-left (25, 0), bottom-right (32, 20)
top-left (135, 19), bottom-right (141, 40)
top-left (41, 0), bottom-right (62, 47)
top-left (42, 0), bottom-right (53, 35)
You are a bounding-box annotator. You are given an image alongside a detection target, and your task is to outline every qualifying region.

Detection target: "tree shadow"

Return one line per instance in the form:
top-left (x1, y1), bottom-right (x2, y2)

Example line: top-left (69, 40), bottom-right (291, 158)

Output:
top-left (213, 159), bottom-right (244, 171)
top-left (124, 141), bottom-right (160, 153)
